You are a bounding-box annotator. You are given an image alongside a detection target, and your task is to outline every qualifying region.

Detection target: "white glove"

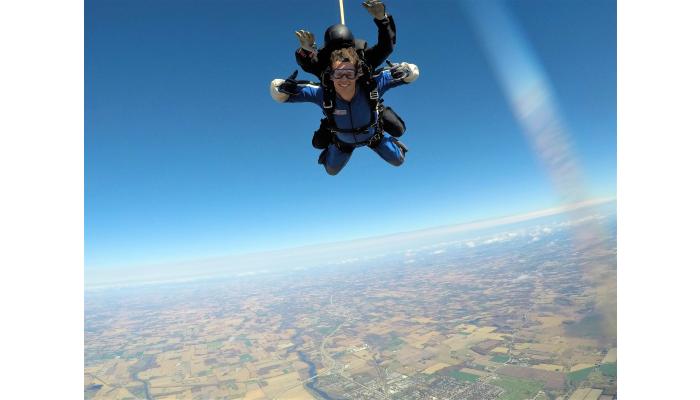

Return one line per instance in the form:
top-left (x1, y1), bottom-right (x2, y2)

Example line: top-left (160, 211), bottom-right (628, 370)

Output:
top-left (269, 79), bottom-right (290, 103)
top-left (294, 30), bottom-right (317, 52)
top-left (388, 61), bottom-right (420, 83)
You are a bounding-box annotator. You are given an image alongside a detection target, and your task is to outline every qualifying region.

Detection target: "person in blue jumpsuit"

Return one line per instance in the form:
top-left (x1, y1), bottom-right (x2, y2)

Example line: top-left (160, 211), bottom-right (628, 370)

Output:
top-left (270, 47), bottom-right (419, 175)
top-left (293, 0), bottom-right (406, 148)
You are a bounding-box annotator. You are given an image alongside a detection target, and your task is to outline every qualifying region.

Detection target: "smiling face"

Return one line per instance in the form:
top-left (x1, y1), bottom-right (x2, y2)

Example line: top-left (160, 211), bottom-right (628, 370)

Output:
top-left (329, 48), bottom-right (362, 101)
top-left (331, 61), bottom-right (359, 100)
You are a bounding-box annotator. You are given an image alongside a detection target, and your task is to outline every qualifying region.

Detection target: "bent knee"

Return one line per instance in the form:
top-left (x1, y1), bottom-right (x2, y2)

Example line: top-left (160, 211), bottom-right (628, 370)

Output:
top-left (385, 124), bottom-right (405, 138)
top-left (324, 165), bottom-right (342, 175)
top-left (388, 154), bottom-right (405, 167)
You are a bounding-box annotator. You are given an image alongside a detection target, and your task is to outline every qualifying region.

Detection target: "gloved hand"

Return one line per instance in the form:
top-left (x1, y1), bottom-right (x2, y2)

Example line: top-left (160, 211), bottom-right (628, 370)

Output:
top-left (387, 61), bottom-right (410, 80)
top-left (387, 61), bottom-right (420, 83)
top-left (294, 30), bottom-right (317, 52)
top-left (278, 70), bottom-right (301, 95)
top-left (362, 0), bottom-right (387, 20)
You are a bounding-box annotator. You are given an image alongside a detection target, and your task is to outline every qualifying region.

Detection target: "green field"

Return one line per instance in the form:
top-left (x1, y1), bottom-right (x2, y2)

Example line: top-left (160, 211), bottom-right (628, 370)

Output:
top-left (318, 326), bottom-right (336, 335)
top-left (565, 314), bottom-right (603, 338)
top-left (491, 354), bottom-right (510, 363)
top-left (600, 362), bottom-right (617, 377)
top-left (568, 366), bottom-right (595, 383)
top-left (447, 370), bottom-right (480, 382)
top-left (207, 341), bottom-right (223, 351)
top-left (386, 336), bottom-right (406, 351)
top-left (235, 335), bottom-right (253, 347)
top-left (492, 376), bottom-right (544, 400)
top-left (240, 353), bottom-right (254, 363)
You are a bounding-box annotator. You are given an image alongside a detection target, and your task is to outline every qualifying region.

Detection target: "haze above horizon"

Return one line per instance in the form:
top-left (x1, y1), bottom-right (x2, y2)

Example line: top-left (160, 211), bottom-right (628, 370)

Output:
top-left (85, 197), bottom-right (615, 289)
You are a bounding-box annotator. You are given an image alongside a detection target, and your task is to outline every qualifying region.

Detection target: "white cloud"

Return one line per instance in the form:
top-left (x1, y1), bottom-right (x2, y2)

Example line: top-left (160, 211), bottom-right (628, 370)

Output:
top-left (85, 198), bottom-right (615, 288)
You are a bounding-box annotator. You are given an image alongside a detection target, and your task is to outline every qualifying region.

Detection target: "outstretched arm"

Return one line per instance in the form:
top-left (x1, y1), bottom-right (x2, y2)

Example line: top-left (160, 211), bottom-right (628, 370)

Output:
top-left (376, 62), bottom-right (420, 95)
top-left (269, 70), bottom-right (324, 105)
top-left (363, 0), bottom-right (396, 69)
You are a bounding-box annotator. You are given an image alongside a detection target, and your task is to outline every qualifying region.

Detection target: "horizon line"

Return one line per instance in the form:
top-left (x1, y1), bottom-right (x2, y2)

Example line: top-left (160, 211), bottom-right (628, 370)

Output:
top-left (85, 196), bottom-right (615, 289)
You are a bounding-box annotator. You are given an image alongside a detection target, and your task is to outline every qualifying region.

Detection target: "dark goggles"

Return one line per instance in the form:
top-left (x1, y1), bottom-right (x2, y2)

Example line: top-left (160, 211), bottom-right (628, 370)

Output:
top-left (330, 68), bottom-right (359, 80)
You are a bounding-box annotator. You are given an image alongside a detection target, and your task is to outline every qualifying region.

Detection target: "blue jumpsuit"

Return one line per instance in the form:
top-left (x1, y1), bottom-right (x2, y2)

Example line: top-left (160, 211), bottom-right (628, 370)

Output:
top-left (286, 70), bottom-right (408, 175)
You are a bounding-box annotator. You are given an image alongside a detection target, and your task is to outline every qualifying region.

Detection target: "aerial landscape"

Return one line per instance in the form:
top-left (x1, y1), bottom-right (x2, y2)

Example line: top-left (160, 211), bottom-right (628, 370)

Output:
top-left (84, 1), bottom-right (617, 397)
top-left (85, 203), bottom-right (616, 400)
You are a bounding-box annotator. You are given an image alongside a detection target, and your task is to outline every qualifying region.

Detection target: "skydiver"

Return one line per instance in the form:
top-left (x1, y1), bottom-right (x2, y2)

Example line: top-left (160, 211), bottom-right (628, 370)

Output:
top-left (270, 47), bottom-right (419, 175)
top-left (293, 0), bottom-right (407, 150)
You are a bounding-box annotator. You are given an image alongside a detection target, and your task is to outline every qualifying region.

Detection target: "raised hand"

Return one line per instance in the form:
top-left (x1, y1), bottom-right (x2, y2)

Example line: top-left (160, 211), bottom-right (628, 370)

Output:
top-left (362, 0), bottom-right (386, 20)
top-left (294, 30), bottom-right (317, 52)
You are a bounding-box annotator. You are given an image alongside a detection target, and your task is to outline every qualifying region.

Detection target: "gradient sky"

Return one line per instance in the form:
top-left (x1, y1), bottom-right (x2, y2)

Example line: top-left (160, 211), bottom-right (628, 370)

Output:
top-left (85, 0), bottom-right (616, 273)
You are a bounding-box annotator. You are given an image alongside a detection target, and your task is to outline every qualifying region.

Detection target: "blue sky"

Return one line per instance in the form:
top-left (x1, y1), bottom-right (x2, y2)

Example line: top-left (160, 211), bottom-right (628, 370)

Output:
top-left (85, 0), bottom-right (616, 274)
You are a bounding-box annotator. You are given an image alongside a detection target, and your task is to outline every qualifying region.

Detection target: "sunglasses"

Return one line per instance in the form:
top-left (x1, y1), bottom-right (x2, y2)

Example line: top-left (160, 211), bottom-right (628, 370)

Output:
top-left (330, 68), bottom-right (360, 80)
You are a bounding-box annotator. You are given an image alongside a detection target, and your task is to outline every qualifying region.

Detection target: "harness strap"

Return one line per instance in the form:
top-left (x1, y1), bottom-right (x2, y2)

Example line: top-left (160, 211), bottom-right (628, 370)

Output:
top-left (320, 46), bottom-right (385, 150)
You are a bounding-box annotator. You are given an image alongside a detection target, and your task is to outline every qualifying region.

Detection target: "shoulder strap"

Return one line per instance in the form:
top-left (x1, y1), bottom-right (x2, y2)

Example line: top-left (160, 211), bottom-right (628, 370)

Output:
top-left (320, 69), bottom-right (337, 126)
top-left (360, 62), bottom-right (381, 129)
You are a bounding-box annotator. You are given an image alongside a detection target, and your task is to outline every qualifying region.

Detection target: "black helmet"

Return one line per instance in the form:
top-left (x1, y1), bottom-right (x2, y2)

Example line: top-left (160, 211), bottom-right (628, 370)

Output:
top-left (323, 24), bottom-right (355, 50)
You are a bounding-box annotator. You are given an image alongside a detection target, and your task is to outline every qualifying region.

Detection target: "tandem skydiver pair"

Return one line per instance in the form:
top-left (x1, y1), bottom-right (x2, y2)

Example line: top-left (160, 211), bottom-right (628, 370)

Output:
top-left (269, 0), bottom-right (420, 175)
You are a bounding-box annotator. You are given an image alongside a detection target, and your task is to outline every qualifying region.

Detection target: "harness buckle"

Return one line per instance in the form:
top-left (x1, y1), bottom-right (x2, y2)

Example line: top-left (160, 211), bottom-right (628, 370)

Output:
top-left (367, 131), bottom-right (383, 149)
top-left (369, 89), bottom-right (379, 100)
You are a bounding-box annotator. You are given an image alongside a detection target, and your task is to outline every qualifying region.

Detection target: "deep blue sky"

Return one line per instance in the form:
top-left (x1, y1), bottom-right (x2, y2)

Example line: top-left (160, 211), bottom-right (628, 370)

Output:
top-left (85, 0), bottom-right (616, 271)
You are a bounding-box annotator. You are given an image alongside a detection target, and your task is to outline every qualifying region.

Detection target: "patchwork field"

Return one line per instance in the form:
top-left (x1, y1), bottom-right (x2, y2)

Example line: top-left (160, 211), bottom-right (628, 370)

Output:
top-left (85, 208), bottom-right (617, 399)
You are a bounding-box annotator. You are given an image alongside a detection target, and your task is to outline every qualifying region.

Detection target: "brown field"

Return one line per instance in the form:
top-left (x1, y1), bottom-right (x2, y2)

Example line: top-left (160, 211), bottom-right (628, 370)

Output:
top-left (570, 363), bottom-right (595, 372)
top-left (275, 385), bottom-right (315, 400)
top-left (406, 331), bottom-right (441, 348)
top-left (568, 388), bottom-right (592, 400)
top-left (602, 347), bottom-right (617, 363)
top-left (422, 362), bottom-right (451, 374)
top-left (531, 363), bottom-right (564, 372)
top-left (569, 387), bottom-right (603, 400)
top-left (243, 384), bottom-right (266, 400)
top-left (339, 352), bottom-right (373, 374)
top-left (263, 371), bottom-right (303, 397)
top-left (94, 387), bottom-right (137, 399)
top-left (352, 348), bottom-right (374, 361)
top-left (535, 315), bottom-right (565, 328)
top-left (394, 346), bottom-right (425, 367)
top-left (442, 334), bottom-right (473, 351)
top-left (471, 339), bottom-right (502, 355)
top-left (514, 343), bottom-right (531, 350)
top-left (584, 389), bottom-right (603, 400)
